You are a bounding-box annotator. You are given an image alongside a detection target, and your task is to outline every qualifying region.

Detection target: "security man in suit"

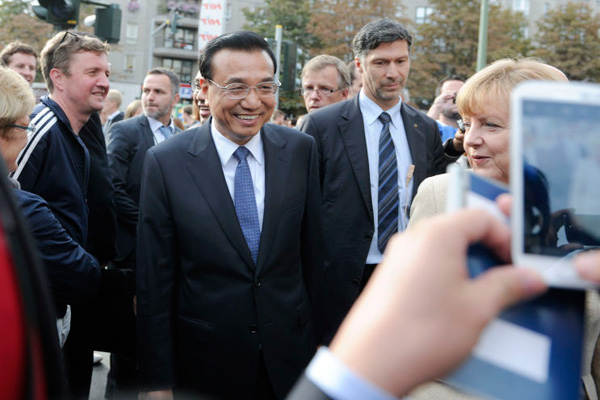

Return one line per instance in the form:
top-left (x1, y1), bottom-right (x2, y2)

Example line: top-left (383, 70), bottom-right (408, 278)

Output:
top-left (299, 18), bottom-right (463, 342)
top-left (136, 31), bottom-right (324, 399)
top-left (105, 67), bottom-right (181, 398)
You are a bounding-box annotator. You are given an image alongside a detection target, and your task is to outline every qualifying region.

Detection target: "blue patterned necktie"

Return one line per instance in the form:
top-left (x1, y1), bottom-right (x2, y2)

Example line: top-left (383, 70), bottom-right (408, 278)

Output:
top-left (377, 112), bottom-right (398, 253)
top-left (159, 125), bottom-right (172, 140)
top-left (233, 146), bottom-right (261, 264)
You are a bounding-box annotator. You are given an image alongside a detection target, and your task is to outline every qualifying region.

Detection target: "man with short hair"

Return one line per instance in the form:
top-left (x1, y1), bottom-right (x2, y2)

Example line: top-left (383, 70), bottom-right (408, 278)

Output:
top-left (427, 75), bottom-right (465, 142)
top-left (299, 19), bottom-right (462, 342)
top-left (102, 88), bottom-right (124, 137)
top-left (0, 41), bottom-right (37, 85)
top-left (11, 30), bottom-right (116, 399)
top-left (137, 31), bottom-right (323, 399)
top-left (301, 54), bottom-right (350, 112)
top-left (272, 109), bottom-right (287, 125)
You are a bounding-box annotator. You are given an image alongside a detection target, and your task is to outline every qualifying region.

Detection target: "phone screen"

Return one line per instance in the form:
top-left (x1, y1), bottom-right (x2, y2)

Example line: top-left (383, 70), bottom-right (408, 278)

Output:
top-left (521, 100), bottom-right (600, 257)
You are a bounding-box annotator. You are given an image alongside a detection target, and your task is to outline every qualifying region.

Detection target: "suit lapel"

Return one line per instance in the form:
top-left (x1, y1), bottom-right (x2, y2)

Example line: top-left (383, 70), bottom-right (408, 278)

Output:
top-left (256, 125), bottom-right (287, 275)
top-left (339, 97), bottom-right (373, 221)
top-left (401, 104), bottom-right (427, 198)
top-left (140, 116), bottom-right (155, 150)
top-left (185, 123), bottom-right (256, 271)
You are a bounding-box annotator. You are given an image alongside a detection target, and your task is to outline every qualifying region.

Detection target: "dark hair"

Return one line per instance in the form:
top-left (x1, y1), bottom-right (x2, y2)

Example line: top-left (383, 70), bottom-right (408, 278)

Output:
top-left (435, 75), bottom-right (465, 96)
top-left (199, 31), bottom-right (277, 81)
top-left (147, 67), bottom-right (180, 96)
top-left (352, 18), bottom-right (412, 60)
top-left (0, 42), bottom-right (37, 66)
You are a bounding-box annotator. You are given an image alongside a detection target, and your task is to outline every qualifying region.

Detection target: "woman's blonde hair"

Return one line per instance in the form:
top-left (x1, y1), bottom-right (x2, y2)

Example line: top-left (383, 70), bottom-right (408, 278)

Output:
top-left (456, 58), bottom-right (567, 118)
top-left (0, 67), bottom-right (35, 139)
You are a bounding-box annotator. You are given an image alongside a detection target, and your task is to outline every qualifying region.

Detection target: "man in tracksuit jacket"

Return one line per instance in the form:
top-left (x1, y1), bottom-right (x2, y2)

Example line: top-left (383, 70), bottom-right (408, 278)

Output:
top-left (11, 31), bottom-right (116, 399)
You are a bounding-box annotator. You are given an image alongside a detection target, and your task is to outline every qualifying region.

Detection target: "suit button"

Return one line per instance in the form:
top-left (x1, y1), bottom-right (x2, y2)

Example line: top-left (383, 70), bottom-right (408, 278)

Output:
top-left (255, 280), bottom-right (261, 287)
top-left (249, 324), bottom-right (258, 334)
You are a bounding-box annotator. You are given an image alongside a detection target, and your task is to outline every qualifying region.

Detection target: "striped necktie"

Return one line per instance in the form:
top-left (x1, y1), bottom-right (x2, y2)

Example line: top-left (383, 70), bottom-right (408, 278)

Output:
top-left (377, 112), bottom-right (398, 252)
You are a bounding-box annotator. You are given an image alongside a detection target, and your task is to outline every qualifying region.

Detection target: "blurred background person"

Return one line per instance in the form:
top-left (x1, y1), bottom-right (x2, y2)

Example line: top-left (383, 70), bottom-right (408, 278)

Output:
top-left (347, 59), bottom-right (362, 98)
top-left (124, 99), bottom-right (143, 119)
top-left (301, 54), bottom-right (350, 112)
top-left (0, 41), bottom-right (37, 86)
top-left (272, 109), bottom-right (287, 126)
top-left (192, 71), bottom-right (210, 124)
top-left (427, 75), bottom-right (465, 143)
top-left (102, 89), bottom-right (124, 139)
top-left (182, 104), bottom-right (199, 129)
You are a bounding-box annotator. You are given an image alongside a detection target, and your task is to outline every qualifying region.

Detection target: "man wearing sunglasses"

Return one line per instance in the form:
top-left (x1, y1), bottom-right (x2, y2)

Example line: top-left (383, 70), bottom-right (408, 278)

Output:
top-left (301, 54), bottom-right (350, 113)
top-left (11, 30), bottom-right (116, 399)
top-left (136, 31), bottom-right (324, 400)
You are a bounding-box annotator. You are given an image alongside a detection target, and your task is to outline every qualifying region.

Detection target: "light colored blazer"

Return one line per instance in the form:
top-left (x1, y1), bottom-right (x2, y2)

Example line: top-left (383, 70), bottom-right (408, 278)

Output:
top-left (408, 173), bottom-right (450, 230)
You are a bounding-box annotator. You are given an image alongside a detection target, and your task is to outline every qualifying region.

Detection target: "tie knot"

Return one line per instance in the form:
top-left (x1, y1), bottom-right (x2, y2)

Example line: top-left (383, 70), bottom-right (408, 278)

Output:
top-left (379, 112), bottom-right (391, 124)
top-left (233, 146), bottom-right (250, 161)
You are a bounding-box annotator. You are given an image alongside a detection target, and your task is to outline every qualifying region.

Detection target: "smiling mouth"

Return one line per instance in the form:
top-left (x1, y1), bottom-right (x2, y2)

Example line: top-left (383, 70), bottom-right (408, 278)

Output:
top-left (236, 115), bottom-right (259, 120)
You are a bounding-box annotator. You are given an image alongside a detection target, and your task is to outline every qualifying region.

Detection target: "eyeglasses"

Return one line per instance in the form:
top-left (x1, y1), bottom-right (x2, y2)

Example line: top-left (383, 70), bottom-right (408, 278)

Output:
top-left (191, 80), bottom-right (201, 92)
top-left (301, 87), bottom-right (344, 97)
top-left (10, 122), bottom-right (36, 134)
top-left (208, 80), bottom-right (280, 100)
top-left (58, 30), bottom-right (83, 46)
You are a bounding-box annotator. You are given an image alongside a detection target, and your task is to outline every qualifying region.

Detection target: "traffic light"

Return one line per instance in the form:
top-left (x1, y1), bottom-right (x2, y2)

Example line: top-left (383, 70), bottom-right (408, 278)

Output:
top-left (95, 4), bottom-right (121, 44)
top-left (34, 0), bottom-right (81, 30)
top-left (170, 12), bottom-right (179, 35)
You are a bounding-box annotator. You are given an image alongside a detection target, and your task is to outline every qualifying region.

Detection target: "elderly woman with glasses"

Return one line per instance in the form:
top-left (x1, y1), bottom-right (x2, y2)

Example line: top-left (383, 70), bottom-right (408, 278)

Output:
top-left (0, 66), bottom-right (101, 347)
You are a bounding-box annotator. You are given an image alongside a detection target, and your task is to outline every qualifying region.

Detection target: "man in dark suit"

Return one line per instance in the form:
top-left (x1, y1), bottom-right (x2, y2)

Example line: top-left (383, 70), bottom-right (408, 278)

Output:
top-left (105, 67), bottom-right (181, 399)
top-left (102, 89), bottom-right (124, 138)
top-left (136, 31), bottom-right (323, 400)
top-left (299, 18), bottom-right (463, 341)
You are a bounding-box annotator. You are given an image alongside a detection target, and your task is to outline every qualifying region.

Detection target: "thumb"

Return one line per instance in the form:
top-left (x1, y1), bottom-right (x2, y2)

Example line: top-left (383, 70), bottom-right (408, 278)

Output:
top-left (469, 267), bottom-right (547, 322)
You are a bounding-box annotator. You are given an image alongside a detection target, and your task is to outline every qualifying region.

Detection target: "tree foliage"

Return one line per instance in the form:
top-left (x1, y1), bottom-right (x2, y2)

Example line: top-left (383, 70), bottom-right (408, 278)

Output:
top-left (243, 0), bottom-right (317, 50)
top-left (533, 2), bottom-right (600, 82)
top-left (0, 1), bottom-right (54, 54)
top-left (408, 0), bottom-right (530, 108)
top-left (307, 0), bottom-right (408, 61)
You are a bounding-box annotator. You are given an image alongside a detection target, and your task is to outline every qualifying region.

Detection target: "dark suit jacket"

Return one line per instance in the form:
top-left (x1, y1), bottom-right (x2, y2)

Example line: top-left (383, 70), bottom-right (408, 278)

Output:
top-left (106, 115), bottom-right (154, 268)
top-left (299, 96), bottom-right (455, 341)
top-left (136, 121), bottom-right (324, 399)
top-left (286, 374), bottom-right (331, 400)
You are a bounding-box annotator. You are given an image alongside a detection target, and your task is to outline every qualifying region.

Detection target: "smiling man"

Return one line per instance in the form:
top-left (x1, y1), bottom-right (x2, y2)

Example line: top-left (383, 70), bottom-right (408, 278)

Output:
top-left (299, 19), bottom-right (461, 342)
top-left (11, 31), bottom-right (116, 399)
top-left (0, 41), bottom-right (37, 85)
top-left (136, 31), bottom-right (324, 400)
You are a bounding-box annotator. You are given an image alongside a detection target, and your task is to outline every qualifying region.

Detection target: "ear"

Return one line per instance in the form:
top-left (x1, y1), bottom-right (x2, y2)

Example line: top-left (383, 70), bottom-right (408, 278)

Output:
top-left (49, 68), bottom-right (65, 92)
top-left (341, 87), bottom-right (350, 99)
top-left (173, 92), bottom-right (180, 104)
top-left (355, 57), bottom-right (363, 75)
top-left (200, 77), bottom-right (209, 93)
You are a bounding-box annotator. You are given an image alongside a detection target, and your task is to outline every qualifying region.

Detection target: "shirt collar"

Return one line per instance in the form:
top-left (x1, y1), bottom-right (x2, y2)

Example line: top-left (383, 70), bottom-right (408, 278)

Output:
top-left (108, 110), bottom-right (121, 120)
top-left (147, 116), bottom-right (174, 133)
top-left (210, 119), bottom-right (264, 167)
top-left (358, 90), bottom-right (403, 129)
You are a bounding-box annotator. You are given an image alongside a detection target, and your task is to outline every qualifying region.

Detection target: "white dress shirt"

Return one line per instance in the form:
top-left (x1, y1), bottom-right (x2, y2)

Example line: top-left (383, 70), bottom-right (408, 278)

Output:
top-left (306, 347), bottom-right (401, 400)
top-left (147, 117), bottom-right (176, 145)
top-left (211, 120), bottom-right (265, 230)
top-left (359, 92), bottom-right (414, 265)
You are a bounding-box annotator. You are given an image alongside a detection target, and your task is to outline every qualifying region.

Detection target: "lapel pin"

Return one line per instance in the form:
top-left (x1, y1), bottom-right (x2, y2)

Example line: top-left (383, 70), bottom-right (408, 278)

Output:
top-left (414, 123), bottom-right (418, 128)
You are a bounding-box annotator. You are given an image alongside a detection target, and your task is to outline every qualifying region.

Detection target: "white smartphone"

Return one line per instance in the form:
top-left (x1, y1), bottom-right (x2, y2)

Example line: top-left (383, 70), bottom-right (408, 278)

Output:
top-left (511, 81), bottom-right (600, 289)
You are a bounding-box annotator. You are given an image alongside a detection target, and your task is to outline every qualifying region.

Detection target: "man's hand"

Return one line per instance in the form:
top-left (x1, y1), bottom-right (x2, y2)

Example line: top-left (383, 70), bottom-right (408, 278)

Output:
top-left (452, 128), bottom-right (465, 153)
top-left (427, 90), bottom-right (456, 120)
top-left (330, 209), bottom-right (547, 397)
top-left (139, 389), bottom-right (173, 400)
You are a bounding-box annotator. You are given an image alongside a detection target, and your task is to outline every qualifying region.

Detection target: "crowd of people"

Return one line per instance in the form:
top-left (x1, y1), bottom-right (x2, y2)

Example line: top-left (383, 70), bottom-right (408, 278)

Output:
top-left (1, 16), bottom-right (600, 400)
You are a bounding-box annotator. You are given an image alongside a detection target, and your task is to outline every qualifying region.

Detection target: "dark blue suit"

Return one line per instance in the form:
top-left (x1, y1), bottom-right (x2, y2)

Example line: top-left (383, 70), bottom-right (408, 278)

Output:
top-left (136, 121), bottom-right (324, 398)
top-left (299, 96), bottom-right (456, 341)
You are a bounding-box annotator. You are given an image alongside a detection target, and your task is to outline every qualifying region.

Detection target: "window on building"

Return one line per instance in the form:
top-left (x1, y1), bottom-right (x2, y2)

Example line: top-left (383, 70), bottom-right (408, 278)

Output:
top-left (512, 0), bottom-right (530, 15)
top-left (226, 3), bottom-right (232, 22)
top-left (164, 28), bottom-right (196, 51)
top-left (415, 6), bottom-right (434, 24)
top-left (162, 58), bottom-right (194, 84)
top-left (126, 23), bottom-right (138, 45)
top-left (544, 2), bottom-right (551, 13)
top-left (125, 55), bottom-right (135, 74)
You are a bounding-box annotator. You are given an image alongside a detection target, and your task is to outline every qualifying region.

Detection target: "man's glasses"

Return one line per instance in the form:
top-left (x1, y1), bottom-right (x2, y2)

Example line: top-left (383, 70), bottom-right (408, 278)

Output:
top-left (10, 122), bottom-right (36, 134)
top-left (208, 80), bottom-right (280, 100)
top-left (301, 87), bottom-right (344, 97)
top-left (58, 30), bottom-right (83, 45)
top-left (191, 81), bottom-right (201, 92)
top-left (456, 119), bottom-right (466, 133)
